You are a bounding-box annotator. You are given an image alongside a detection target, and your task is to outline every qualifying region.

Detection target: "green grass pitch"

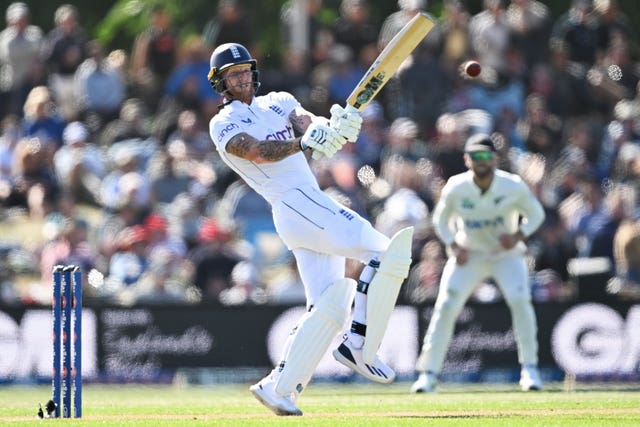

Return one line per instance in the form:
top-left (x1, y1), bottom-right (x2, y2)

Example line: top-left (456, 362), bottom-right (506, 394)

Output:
top-left (1, 382), bottom-right (639, 425)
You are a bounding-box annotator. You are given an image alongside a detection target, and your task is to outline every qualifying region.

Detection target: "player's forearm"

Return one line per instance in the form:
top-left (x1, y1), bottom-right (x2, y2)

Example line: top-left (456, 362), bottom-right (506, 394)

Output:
top-left (226, 132), bottom-right (305, 163)
top-left (256, 138), bottom-right (305, 162)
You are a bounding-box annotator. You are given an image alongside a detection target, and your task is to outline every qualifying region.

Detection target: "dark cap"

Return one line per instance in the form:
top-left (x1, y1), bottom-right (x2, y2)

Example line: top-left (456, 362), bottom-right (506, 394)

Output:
top-left (464, 133), bottom-right (496, 153)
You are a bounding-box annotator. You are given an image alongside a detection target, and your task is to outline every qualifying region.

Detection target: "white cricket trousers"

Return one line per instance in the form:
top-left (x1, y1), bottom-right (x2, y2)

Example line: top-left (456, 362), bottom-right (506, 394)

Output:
top-left (416, 250), bottom-right (538, 374)
top-left (272, 185), bottom-right (390, 306)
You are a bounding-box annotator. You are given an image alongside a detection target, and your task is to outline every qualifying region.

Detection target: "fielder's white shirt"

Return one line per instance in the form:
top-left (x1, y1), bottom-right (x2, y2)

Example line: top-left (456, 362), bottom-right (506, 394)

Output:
top-left (432, 169), bottom-right (545, 254)
top-left (209, 91), bottom-right (319, 205)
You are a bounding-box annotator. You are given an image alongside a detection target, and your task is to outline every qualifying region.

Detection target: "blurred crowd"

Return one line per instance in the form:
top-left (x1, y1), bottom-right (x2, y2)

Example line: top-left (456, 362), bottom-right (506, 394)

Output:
top-left (0, 0), bottom-right (639, 306)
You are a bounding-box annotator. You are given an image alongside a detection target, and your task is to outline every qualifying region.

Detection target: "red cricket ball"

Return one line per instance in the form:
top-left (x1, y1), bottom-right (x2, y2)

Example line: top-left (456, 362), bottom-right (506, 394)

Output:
top-left (464, 60), bottom-right (481, 78)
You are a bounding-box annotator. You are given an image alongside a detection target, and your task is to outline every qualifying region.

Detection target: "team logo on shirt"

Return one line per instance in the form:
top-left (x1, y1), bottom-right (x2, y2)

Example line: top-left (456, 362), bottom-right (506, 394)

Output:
top-left (241, 118), bottom-right (253, 124)
top-left (461, 198), bottom-right (474, 209)
top-left (269, 105), bottom-right (285, 116)
top-left (339, 209), bottom-right (354, 221)
top-left (494, 196), bottom-right (505, 205)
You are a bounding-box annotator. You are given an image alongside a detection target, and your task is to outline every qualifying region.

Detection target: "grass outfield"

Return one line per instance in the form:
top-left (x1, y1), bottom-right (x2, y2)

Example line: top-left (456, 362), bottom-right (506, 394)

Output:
top-left (1, 382), bottom-right (639, 425)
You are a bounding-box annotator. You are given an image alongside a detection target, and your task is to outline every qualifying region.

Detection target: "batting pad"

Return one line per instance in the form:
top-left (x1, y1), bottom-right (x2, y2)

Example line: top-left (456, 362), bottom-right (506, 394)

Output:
top-left (362, 226), bottom-right (413, 364)
top-left (275, 278), bottom-right (356, 396)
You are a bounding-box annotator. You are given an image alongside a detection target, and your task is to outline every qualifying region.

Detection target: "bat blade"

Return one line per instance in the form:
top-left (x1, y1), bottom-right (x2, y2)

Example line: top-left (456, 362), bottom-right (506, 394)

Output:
top-left (346, 13), bottom-right (436, 111)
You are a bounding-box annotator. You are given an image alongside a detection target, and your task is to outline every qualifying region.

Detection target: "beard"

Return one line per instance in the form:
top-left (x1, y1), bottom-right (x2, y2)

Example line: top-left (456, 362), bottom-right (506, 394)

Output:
top-left (473, 165), bottom-right (494, 179)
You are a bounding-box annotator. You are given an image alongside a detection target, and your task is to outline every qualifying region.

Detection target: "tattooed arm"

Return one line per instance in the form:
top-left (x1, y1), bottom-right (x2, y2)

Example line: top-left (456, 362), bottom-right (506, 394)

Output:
top-left (225, 107), bottom-right (320, 163)
top-left (225, 132), bottom-right (303, 163)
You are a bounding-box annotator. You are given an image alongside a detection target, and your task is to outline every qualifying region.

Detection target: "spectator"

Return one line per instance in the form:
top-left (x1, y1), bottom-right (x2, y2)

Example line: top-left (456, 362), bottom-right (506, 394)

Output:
top-left (325, 44), bottom-right (364, 107)
top-left (353, 101), bottom-right (387, 171)
top-left (513, 94), bottom-right (563, 161)
top-left (469, 0), bottom-right (511, 74)
top-left (438, 0), bottom-right (472, 71)
top-left (7, 136), bottom-right (59, 218)
top-left (528, 209), bottom-right (578, 282)
top-left (99, 144), bottom-right (151, 214)
top-left (41, 4), bottom-right (88, 120)
top-left (331, 0), bottom-right (378, 61)
top-left (403, 239), bottom-right (445, 304)
top-left (106, 224), bottom-right (149, 287)
top-left (187, 218), bottom-right (244, 301)
top-left (122, 245), bottom-right (194, 305)
top-left (144, 212), bottom-right (187, 260)
top-left (75, 40), bottom-right (126, 129)
top-left (280, 0), bottom-right (325, 67)
top-left (587, 38), bottom-right (640, 113)
top-left (380, 117), bottom-right (428, 164)
top-left (551, 0), bottom-right (603, 67)
top-left (388, 37), bottom-right (450, 131)
top-left (0, 2), bottom-right (43, 118)
top-left (323, 155), bottom-right (370, 218)
top-left (22, 86), bottom-right (66, 149)
top-left (202, 0), bottom-right (255, 54)
top-left (611, 218), bottom-right (640, 298)
top-left (147, 147), bottom-right (192, 205)
top-left (530, 43), bottom-right (595, 119)
top-left (378, 0), bottom-right (428, 50)
top-left (265, 256), bottom-right (306, 304)
top-left (0, 115), bottom-right (22, 191)
top-left (505, 0), bottom-right (552, 68)
top-left (219, 260), bottom-right (267, 305)
top-left (376, 158), bottom-right (430, 236)
top-left (593, 0), bottom-right (633, 53)
top-left (162, 36), bottom-right (221, 122)
top-left (99, 98), bottom-right (151, 146)
top-left (166, 192), bottom-right (204, 250)
top-left (166, 109), bottom-right (215, 158)
top-left (53, 121), bottom-right (106, 205)
top-left (39, 216), bottom-right (96, 289)
top-left (130, 5), bottom-right (178, 111)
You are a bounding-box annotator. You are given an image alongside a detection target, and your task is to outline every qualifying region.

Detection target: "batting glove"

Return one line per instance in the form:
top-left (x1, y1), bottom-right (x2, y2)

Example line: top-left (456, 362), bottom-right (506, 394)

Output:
top-left (300, 122), bottom-right (343, 158)
top-left (329, 104), bottom-right (362, 143)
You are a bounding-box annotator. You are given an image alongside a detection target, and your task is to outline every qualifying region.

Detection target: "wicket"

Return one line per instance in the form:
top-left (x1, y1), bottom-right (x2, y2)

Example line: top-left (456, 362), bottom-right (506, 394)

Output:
top-left (52, 265), bottom-right (82, 418)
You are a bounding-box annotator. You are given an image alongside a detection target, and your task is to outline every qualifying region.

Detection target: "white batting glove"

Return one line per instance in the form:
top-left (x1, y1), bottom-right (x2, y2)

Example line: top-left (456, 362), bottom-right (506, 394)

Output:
top-left (300, 122), bottom-right (343, 158)
top-left (329, 104), bottom-right (362, 143)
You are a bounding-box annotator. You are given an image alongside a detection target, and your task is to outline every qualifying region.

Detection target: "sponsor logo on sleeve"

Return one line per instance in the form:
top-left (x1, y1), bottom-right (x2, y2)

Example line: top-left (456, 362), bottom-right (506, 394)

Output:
top-left (217, 123), bottom-right (240, 141)
top-left (265, 125), bottom-right (294, 141)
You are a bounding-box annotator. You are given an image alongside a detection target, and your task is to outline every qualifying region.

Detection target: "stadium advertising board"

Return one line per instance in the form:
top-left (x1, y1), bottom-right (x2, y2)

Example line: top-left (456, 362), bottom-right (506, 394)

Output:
top-left (0, 303), bottom-right (638, 382)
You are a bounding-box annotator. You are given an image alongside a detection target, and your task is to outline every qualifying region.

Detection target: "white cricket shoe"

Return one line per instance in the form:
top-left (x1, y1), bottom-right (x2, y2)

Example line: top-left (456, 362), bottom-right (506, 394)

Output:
top-left (519, 365), bottom-right (543, 391)
top-left (410, 371), bottom-right (437, 393)
top-left (333, 337), bottom-right (396, 384)
top-left (249, 375), bottom-right (303, 416)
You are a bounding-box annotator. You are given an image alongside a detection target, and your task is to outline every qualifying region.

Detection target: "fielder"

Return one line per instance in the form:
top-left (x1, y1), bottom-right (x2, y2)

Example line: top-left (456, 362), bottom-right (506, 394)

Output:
top-left (207, 43), bottom-right (413, 416)
top-left (411, 134), bottom-right (545, 393)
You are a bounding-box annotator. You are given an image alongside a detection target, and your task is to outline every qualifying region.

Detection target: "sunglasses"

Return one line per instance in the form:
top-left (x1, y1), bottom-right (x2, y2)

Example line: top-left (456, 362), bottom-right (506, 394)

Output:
top-left (468, 151), bottom-right (495, 161)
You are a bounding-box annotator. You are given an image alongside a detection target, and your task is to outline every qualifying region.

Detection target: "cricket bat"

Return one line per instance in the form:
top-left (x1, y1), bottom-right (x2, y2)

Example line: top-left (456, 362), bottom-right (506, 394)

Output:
top-left (314, 13), bottom-right (436, 159)
top-left (346, 12), bottom-right (436, 112)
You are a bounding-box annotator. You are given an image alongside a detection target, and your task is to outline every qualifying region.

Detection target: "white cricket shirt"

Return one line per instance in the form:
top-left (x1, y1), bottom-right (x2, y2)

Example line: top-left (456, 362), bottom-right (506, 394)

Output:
top-left (432, 169), bottom-right (545, 254)
top-left (209, 91), bottom-right (319, 205)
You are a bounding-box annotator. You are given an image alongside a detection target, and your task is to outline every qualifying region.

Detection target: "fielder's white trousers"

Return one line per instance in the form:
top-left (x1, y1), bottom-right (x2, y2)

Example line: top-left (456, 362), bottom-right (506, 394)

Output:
top-left (272, 185), bottom-right (390, 306)
top-left (416, 250), bottom-right (538, 374)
